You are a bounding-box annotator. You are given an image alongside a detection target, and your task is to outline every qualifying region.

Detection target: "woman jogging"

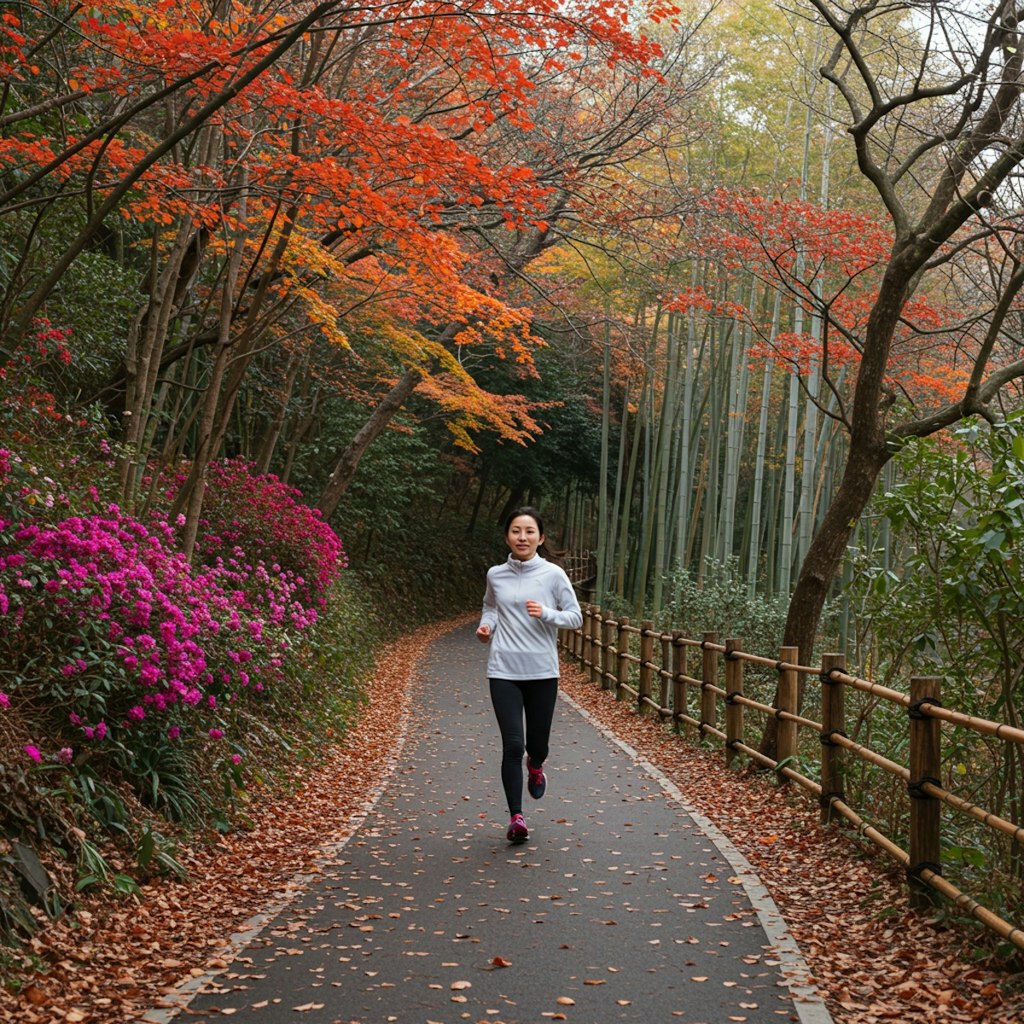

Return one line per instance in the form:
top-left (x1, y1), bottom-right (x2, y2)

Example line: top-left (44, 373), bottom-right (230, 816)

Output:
top-left (476, 507), bottom-right (583, 843)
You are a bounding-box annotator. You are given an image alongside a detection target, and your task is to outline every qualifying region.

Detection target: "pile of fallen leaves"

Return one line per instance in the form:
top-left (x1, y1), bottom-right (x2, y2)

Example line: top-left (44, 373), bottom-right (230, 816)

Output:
top-left (558, 667), bottom-right (1024, 1024)
top-left (2, 618), bottom-right (1022, 1023)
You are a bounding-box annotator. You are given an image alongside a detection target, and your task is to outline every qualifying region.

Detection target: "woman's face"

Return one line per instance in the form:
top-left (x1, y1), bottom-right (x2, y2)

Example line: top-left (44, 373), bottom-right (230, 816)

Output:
top-left (506, 515), bottom-right (544, 561)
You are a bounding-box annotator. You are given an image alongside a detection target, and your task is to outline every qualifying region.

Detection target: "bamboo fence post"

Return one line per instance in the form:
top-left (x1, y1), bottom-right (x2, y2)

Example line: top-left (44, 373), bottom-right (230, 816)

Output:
top-left (603, 616), bottom-right (617, 691)
top-left (776, 646), bottom-right (799, 784)
top-left (589, 607), bottom-right (602, 686)
top-left (638, 620), bottom-right (655, 713)
top-left (672, 631), bottom-right (687, 734)
top-left (700, 631), bottom-right (719, 739)
top-left (725, 637), bottom-right (743, 767)
top-left (820, 652), bottom-right (846, 825)
top-left (578, 610), bottom-right (586, 662)
top-left (659, 632), bottom-right (671, 718)
top-left (908, 675), bottom-right (943, 909)
top-left (616, 617), bottom-right (630, 701)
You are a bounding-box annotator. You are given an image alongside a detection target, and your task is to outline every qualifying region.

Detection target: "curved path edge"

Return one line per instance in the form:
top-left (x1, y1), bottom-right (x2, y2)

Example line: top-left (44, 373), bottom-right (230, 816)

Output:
top-left (139, 632), bottom-right (425, 1024)
top-left (557, 688), bottom-right (834, 1024)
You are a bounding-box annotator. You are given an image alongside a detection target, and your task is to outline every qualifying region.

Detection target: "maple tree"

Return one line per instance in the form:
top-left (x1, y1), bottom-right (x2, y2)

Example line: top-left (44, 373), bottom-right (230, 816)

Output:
top-left (313, 13), bottom-right (711, 515)
top-left (0, 0), bottom-right (696, 540)
top-left (694, 185), bottom-right (972, 408)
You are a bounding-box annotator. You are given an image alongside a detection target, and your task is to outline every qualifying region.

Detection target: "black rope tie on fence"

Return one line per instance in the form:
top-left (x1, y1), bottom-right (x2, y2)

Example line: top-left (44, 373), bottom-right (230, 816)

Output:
top-left (907, 861), bottom-right (942, 881)
top-left (820, 666), bottom-right (841, 685)
top-left (725, 690), bottom-right (742, 705)
top-left (819, 729), bottom-right (846, 746)
top-left (908, 695), bottom-right (943, 718)
top-left (907, 776), bottom-right (941, 800)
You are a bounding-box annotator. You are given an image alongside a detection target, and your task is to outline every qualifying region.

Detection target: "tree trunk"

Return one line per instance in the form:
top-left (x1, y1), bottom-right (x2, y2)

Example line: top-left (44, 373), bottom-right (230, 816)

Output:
top-left (117, 218), bottom-right (196, 508)
top-left (254, 350), bottom-right (304, 474)
top-left (759, 440), bottom-right (889, 757)
top-left (317, 365), bottom-right (422, 519)
top-left (759, 252), bottom-right (913, 756)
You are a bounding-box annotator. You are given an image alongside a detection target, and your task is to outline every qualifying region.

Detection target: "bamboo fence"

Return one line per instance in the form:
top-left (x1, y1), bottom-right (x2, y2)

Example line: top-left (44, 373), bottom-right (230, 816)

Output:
top-left (559, 604), bottom-right (1024, 952)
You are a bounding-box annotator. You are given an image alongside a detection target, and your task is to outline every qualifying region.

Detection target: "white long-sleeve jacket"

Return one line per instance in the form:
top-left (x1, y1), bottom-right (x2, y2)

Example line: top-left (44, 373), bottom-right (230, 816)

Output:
top-left (478, 554), bottom-right (583, 680)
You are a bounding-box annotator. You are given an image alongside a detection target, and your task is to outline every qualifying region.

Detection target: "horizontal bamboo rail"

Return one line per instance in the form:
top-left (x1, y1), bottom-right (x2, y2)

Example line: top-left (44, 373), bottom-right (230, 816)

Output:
top-left (559, 605), bottom-right (1024, 952)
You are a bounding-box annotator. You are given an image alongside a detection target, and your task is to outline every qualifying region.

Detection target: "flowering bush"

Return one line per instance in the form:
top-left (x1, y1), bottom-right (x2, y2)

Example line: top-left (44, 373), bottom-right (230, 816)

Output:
top-left (181, 458), bottom-right (346, 608)
top-left (0, 323), bottom-right (373, 939)
top-left (2, 511), bottom-right (236, 742)
top-left (0, 445), bottom-right (347, 821)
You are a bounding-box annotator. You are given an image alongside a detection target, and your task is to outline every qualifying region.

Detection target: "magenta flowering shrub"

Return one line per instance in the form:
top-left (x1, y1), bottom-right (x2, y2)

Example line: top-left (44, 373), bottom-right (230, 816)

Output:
top-left (0, 507), bottom-right (275, 748)
top-left (0, 340), bottom-right (357, 839)
top-left (183, 458), bottom-right (346, 607)
top-left (0, 467), bottom-right (345, 805)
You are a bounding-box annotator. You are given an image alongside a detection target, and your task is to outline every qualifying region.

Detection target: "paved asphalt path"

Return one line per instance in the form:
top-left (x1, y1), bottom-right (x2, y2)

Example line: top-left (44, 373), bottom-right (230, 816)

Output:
top-left (152, 624), bottom-right (833, 1024)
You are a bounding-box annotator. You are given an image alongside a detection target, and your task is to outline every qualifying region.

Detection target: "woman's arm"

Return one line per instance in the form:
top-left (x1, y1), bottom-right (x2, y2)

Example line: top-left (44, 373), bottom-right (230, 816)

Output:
top-left (538, 568), bottom-right (582, 630)
top-left (477, 572), bottom-right (498, 642)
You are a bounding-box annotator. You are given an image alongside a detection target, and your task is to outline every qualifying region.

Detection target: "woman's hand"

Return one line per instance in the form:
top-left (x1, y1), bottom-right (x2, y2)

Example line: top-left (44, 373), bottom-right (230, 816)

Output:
top-left (476, 624), bottom-right (491, 643)
top-left (525, 600), bottom-right (543, 618)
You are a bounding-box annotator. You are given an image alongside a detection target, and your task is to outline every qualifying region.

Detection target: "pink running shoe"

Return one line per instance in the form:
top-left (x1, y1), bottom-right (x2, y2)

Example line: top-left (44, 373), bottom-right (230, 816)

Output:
top-left (507, 813), bottom-right (529, 842)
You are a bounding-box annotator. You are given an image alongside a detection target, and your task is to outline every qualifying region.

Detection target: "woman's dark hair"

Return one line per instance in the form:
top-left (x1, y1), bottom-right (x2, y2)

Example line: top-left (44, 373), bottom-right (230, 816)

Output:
top-left (503, 506), bottom-right (564, 565)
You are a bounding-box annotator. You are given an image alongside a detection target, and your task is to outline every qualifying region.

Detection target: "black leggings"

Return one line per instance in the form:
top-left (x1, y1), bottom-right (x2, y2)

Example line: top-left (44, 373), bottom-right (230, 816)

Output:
top-left (489, 677), bottom-right (558, 816)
